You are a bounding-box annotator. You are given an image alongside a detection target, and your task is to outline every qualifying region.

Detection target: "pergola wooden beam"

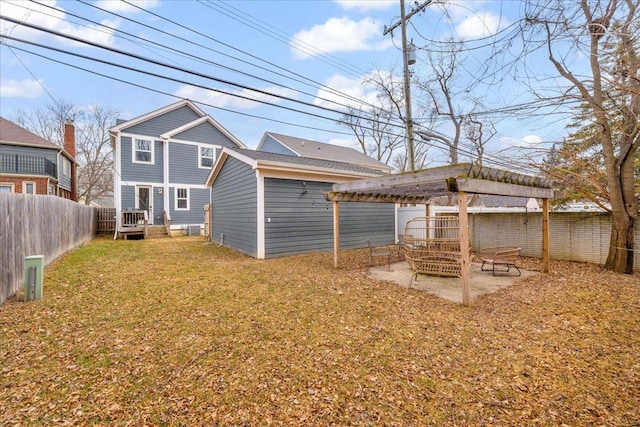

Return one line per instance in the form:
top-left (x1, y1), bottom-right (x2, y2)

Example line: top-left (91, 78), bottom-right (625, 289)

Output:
top-left (325, 163), bottom-right (554, 306)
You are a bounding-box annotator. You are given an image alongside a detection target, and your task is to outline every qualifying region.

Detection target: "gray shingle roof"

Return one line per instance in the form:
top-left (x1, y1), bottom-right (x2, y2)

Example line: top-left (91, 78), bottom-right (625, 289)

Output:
top-left (265, 132), bottom-right (393, 172)
top-left (232, 148), bottom-right (386, 176)
top-left (0, 117), bottom-right (59, 149)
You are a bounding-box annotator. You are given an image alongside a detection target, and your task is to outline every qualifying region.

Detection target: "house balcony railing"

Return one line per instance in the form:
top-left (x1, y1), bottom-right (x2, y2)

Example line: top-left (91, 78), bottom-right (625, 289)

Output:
top-left (0, 154), bottom-right (57, 179)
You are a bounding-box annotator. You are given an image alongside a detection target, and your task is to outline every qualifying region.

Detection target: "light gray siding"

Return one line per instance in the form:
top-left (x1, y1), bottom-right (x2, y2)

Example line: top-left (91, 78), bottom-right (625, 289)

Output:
top-left (211, 157), bottom-right (258, 257)
top-left (259, 135), bottom-right (296, 156)
top-left (169, 187), bottom-right (209, 225)
top-left (174, 121), bottom-right (240, 148)
top-left (263, 178), bottom-right (395, 258)
top-left (169, 143), bottom-right (209, 185)
top-left (120, 105), bottom-right (201, 136)
top-left (120, 136), bottom-right (163, 183)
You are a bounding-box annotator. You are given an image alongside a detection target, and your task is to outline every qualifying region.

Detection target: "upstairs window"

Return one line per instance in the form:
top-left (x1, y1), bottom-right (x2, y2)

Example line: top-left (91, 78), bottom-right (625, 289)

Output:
top-left (199, 146), bottom-right (215, 168)
top-left (175, 187), bottom-right (189, 210)
top-left (133, 138), bottom-right (153, 164)
top-left (61, 157), bottom-right (70, 177)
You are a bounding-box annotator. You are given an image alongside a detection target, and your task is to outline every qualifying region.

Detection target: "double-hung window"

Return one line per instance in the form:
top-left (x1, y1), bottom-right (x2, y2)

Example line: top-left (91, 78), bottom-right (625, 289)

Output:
top-left (133, 138), bottom-right (153, 164)
top-left (199, 146), bottom-right (215, 168)
top-left (175, 187), bottom-right (189, 210)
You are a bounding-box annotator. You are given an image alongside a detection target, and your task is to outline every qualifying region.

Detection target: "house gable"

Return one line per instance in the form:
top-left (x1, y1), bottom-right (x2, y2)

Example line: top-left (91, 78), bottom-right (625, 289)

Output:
top-left (119, 105), bottom-right (202, 137)
top-left (164, 117), bottom-right (246, 149)
top-left (257, 133), bottom-right (297, 156)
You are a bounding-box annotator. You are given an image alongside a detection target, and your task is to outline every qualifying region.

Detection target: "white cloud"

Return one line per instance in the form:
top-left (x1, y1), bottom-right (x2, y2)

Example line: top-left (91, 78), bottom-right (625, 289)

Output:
top-left (0, 79), bottom-right (45, 98)
top-left (499, 134), bottom-right (543, 148)
top-left (455, 12), bottom-right (504, 39)
top-left (334, 0), bottom-right (396, 12)
top-left (291, 17), bottom-right (392, 59)
top-left (94, 0), bottom-right (160, 14)
top-left (0, 1), bottom-right (118, 47)
top-left (174, 85), bottom-right (299, 110)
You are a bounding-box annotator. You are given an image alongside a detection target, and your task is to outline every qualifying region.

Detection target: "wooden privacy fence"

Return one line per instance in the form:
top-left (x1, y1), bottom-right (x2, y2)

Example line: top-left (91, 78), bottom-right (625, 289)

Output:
top-left (0, 193), bottom-right (96, 305)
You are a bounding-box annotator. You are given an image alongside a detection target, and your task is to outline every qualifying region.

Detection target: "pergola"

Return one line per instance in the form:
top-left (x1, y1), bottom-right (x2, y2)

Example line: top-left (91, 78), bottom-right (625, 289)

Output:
top-left (324, 163), bottom-right (555, 306)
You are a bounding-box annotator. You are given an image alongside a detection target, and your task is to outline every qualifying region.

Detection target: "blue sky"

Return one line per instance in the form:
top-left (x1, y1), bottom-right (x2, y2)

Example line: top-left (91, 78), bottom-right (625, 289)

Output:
top-left (0, 0), bottom-right (571, 167)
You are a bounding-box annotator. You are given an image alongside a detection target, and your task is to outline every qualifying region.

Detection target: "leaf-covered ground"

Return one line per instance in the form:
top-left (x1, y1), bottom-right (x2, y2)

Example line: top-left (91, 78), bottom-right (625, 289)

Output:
top-left (1, 237), bottom-right (639, 426)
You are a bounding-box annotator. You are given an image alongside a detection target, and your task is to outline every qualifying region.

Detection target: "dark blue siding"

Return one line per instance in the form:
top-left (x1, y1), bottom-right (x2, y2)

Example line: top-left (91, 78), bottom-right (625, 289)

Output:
top-left (174, 121), bottom-right (241, 148)
top-left (259, 135), bottom-right (296, 156)
top-left (211, 157), bottom-right (257, 257)
top-left (120, 137), bottom-right (163, 183)
top-left (121, 105), bottom-right (201, 136)
top-left (263, 178), bottom-right (394, 258)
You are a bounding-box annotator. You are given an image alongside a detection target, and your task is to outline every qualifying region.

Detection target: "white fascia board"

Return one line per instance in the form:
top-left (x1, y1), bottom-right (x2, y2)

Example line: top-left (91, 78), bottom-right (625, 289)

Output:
top-left (255, 161), bottom-right (381, 181)
top-left (109, 100), bottom-right (204, 133)
top-left (256, 171), bottom-right (265, 260)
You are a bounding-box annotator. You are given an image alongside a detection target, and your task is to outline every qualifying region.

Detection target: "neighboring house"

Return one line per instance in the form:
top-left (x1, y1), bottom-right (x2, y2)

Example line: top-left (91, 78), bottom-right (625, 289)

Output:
top-left (110, 100), bottom-right (245, 233)
top-left (206, 140), bottom-right (396, 259)
top-left (257, 132), bottom-right (394, 173)
top-left (0, 117), bottom-right (77, 200)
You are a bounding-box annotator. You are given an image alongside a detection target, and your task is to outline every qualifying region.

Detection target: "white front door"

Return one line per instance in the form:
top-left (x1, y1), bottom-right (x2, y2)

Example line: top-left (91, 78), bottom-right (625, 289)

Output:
top-left (135, 185), bottom-right (153, 225)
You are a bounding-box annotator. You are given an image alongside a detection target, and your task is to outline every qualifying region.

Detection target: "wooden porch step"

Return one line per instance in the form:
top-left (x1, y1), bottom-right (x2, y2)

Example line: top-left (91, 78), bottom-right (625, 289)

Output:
top-left (146, 225), bottom-right (170, 239)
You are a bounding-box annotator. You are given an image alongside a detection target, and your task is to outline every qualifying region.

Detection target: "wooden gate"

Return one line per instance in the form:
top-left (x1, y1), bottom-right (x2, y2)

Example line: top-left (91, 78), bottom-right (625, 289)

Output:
top-left (97, 207), bottom-right (116, 234)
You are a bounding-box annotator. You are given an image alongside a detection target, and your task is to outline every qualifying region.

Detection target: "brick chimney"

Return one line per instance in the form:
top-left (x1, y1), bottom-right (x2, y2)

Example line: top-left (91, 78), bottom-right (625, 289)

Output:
top-left (63, 120), bottom-right (78, 201)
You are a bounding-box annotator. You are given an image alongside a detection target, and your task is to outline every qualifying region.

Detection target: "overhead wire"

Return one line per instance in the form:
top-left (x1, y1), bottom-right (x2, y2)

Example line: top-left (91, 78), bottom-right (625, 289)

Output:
top-left (1, 1), bottom-right (568, 175)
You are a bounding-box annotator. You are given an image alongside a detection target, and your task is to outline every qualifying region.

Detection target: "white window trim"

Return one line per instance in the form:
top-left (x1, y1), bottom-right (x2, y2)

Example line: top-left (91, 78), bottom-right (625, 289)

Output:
top-left (175, 187), bottom-right (190, 211)
top-left (0, 183), bottom-right (15, 193)
top-left (132, 138), bottom-right (155, 165)
top-left (198, 145), bottom-right (215, 169)
top-left (23, 181), bottom-right (36, 194)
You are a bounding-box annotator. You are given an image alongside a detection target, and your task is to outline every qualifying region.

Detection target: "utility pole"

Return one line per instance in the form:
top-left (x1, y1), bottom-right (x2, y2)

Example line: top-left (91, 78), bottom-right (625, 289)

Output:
top-left (384, 0), bottom-right (433, 171)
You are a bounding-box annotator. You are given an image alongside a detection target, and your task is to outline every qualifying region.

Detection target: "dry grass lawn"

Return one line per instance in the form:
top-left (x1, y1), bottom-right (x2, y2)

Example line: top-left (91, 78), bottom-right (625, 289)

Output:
top-left (1, 236), bottom-right (639, 426)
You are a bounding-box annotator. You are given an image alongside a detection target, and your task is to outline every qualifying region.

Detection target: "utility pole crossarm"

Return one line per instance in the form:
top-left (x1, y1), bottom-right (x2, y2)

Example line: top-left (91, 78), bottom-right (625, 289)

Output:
top-left (383, 1), bottom-right (434, 35)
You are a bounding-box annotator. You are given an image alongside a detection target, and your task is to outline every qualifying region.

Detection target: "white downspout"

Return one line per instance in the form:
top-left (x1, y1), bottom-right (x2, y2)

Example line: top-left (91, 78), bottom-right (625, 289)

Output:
top-left (111, 131), bottom-right (121, 240)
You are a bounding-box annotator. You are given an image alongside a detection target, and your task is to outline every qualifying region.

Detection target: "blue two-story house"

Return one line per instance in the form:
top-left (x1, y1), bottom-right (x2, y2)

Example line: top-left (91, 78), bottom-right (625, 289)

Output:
top-left (110, 100), bottom-right (245, 235)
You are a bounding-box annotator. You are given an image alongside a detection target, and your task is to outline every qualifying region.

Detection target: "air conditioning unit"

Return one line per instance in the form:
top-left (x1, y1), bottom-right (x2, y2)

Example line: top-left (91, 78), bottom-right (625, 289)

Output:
top-left (188, 225), bottom-right (201, 236)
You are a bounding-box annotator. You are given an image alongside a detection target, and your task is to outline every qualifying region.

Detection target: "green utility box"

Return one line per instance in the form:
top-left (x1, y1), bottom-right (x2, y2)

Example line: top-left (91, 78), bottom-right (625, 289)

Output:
top-left (24, 255), bottom-right (44, 302)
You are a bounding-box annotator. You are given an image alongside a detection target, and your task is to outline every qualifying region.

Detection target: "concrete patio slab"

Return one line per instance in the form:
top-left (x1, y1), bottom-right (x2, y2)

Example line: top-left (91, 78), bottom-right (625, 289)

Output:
top-left (368, 261), bottom-right (539, 304)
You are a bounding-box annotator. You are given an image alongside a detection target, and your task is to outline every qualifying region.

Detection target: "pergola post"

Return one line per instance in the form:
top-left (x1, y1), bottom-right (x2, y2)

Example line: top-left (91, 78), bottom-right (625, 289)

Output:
top-left (333, 200), bottom-right (340, 268)
top-left (458, 191), bottom-right (471, 306)
top-left (542, 198), bottom-right (550, 273)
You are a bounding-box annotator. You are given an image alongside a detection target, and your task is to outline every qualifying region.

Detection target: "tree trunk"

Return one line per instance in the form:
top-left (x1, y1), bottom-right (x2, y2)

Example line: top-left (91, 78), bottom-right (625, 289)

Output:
top-left (604, 209), bottom-right (635, 274)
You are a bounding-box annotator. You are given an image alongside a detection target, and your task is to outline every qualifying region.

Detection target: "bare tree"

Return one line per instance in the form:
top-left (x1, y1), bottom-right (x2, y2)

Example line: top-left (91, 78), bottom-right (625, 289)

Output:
top-left (341, 67), bottom-right (429, 171)
top-left (414, 43), bottom-right (467, 164)
top-left (12, 101), bottom-right (117, 206)
top-left (522, 0), bottom-right (639, 274)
